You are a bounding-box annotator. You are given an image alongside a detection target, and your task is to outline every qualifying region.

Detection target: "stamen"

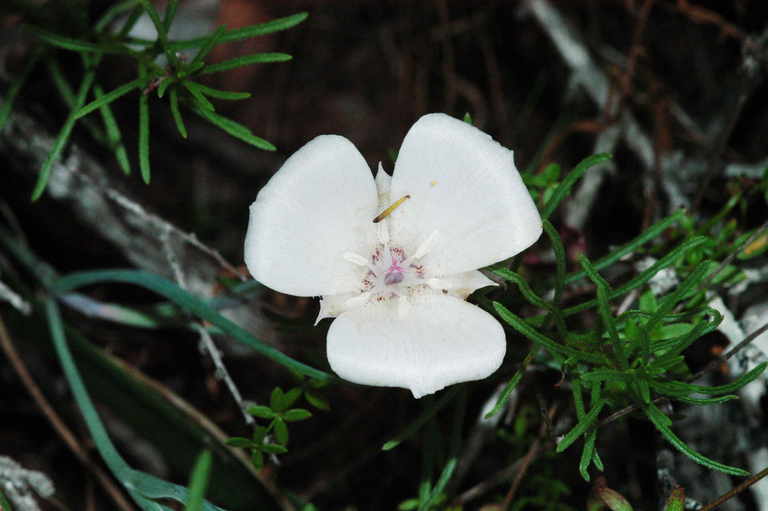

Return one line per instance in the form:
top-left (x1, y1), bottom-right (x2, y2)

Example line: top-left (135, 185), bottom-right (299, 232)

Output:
top-left (409, 230), bottom-right (439, 262)
top-left (343, 252), bottom-right (369, 266)
top-left (373, 194), bottom-right (411, 223)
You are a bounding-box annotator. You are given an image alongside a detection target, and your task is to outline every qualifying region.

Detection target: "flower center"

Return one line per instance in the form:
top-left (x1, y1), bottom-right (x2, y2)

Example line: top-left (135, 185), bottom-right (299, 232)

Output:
top-left (384, 260), bottom-right (405, 285)
top-left (343, 230), bottom-right (438, 307)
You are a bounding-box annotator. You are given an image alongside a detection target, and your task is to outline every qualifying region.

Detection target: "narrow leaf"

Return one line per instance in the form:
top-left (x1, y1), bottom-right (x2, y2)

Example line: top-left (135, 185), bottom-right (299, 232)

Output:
top-left (192, 106), bottom-right (276, 151)
top-left (202, 53), bottom-right (292, 74)
top-left (493, 302), bottom-right (604, 363)
top-left (94, 85), bottom-right (132, 175)
top-left (185, 450), bottom-right (212, 511)
top-left (27, 26), bottom-right (129, 54)
top-left (541, 153), bottom-right (612, 219)
top-left (556, 399), bottom-right (607, 453)
top-left (484, 349), bottom-right (534, 419)
top-left (52, 269), bottom-right (333, 381)
top-left (564, 236), bottom-right (711, 316)
top-left (169, 87), bottom-right (188, 138)
top-left (169, 13), bottom-right (309, 50)
top-left (645, 403), bottom-right (749, 476)
top-left (247, 405), bottom-right (275, 419)
top-left (283, 409), bottom-right (312, 422)
top-left (75, 79), bottom-right (142, 119)
top-left (189, 82), bottom-right (251, 100)
top-left (138, 81), bottom-right (151, 184)
top-left (565, 209), bottom-right (686, 284)
top-left (273, 417), bottom-right (289, 445)
top-left (32, 67), bottom-right (96, 201)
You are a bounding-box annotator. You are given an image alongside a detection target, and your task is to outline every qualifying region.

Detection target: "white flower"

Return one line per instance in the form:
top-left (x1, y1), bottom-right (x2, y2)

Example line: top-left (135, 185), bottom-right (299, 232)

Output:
top-left (244, 113), bottom-right (542, 398)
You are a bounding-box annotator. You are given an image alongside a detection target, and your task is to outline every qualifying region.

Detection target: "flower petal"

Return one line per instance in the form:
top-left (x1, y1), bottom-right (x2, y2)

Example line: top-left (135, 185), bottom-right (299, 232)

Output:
top-left (327, 294), bottom-right (506, 398)
top-left (426, 270), bottom-right (497, 300)
top-left (389, 113), bottom-right (542, 276)
top-left (245, 135), bottom-right (378, 296)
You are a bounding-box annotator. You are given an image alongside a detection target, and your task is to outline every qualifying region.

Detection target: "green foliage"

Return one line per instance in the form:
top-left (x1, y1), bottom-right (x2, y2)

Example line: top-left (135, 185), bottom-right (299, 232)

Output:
top-left (226, 374), bottom-right (328, 470)
top-left (186, 451), bottom-right (213, 511)
top-left (11, 2), bottom-right (307, 199)
top-left (490, 154), bottom-right (767, 482)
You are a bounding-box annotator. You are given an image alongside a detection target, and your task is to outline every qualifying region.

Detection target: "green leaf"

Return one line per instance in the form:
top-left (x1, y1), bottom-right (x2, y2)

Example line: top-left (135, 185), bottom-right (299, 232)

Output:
top-left (27, 26), bottom-right (130, 54)
top-left (579, 254), bottom-right (626, 368)
top-left (645, 403), bottom-right (749, 476)
top-left (225, 437), bottom-right (253, 448)
top-left (490, 269), bottom-right (568, 337)
top-left (247, 405), bottom-right (276, 419)
top-left (492, 302), bottom-right (604, 363)
top-left (580, 369), bottom-right (631, 384)
top-left (644, 261), bottom-right (710, 339)
top-left (541, 153), bottom-right (612, 219)
top-left (261, 443), bottom-right (288, 455)
top-left (184, 81), bottom-right (215, 111)
top-left (399, 499), bottom-right (419, 511)
top-left (189, 82), bottom-right (251, 100)
top-left (273, 417), bottom-right (289, 445)
top-left (137, 0), bottom-right (176, 65)
top-left (484, 350), bottom-right (533, 419)
top-left (304, 390), bottom-right (330, 411)
top-left (542, 220), bottom-right (567, 304)
top-left (192, 106), bottom-right (276, 151)
top-left (163, 0), bottom-right (179, 34)
top-left (138, 74), bottom-right (151, 184)
top-left (283, 408), bottom-right (312, 422)
top-left (639, 290), bottom-right (658, 313)
top-left (283, 388), bottom-right (302, 409)
top-left (650, 323), bottom-right (694, 341)
top-left (202, 53), bottom-right (293, 74)
top-left (52, 269), bottom-right (333, 381)
top-left (46, 57), bottom-right (77, 107)
top-left (673, 394), bottom-right (738, 405)
top-left (251, 450), bottom-right (264, 469)
top-left (32, 64), bottom-right (96, 201)
top-left (462, 112), bottom-right (473, 124)
top-left (168, 13), bottom-right (309, 50)
top-left (94, 84), bottom-right (132, 174)
top-left (44, 299), bottom-right (227, 510)
top-left (565, 210), bottom-right (686, 285)
top-left (653, 362), bottom-right (767, 397)
top-left (76, 79), bottom-right (142, 120)
top-left (185, 450), bottom-right (212, 511)
top-left (420, 458), bottom-right (457, 511)
top-left (169, 87), bottom-right (188, 138)
top-left (270, 387), bottom-right (286, 412)
top-left (579, 429), bottom-right (599, 481)
top-left (556, 399), bottom-right (607, 453)
top-left (564, 236), bottom-right (712, 316)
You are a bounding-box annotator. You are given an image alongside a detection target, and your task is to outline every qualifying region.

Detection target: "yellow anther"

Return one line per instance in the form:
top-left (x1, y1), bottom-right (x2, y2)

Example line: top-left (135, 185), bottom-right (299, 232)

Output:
top-left (373, 195), bottom-right (411, 223)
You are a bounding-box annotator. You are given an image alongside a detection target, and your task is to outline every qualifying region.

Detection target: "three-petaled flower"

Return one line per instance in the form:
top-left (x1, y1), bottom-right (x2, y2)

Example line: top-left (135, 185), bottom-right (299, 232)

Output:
top-left (245, 113), bottom-right (542, 397)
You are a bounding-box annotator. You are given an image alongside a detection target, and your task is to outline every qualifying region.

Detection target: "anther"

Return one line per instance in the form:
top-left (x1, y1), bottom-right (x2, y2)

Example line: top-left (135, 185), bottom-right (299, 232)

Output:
top-left (373, 195), bottom-right (411, 223)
